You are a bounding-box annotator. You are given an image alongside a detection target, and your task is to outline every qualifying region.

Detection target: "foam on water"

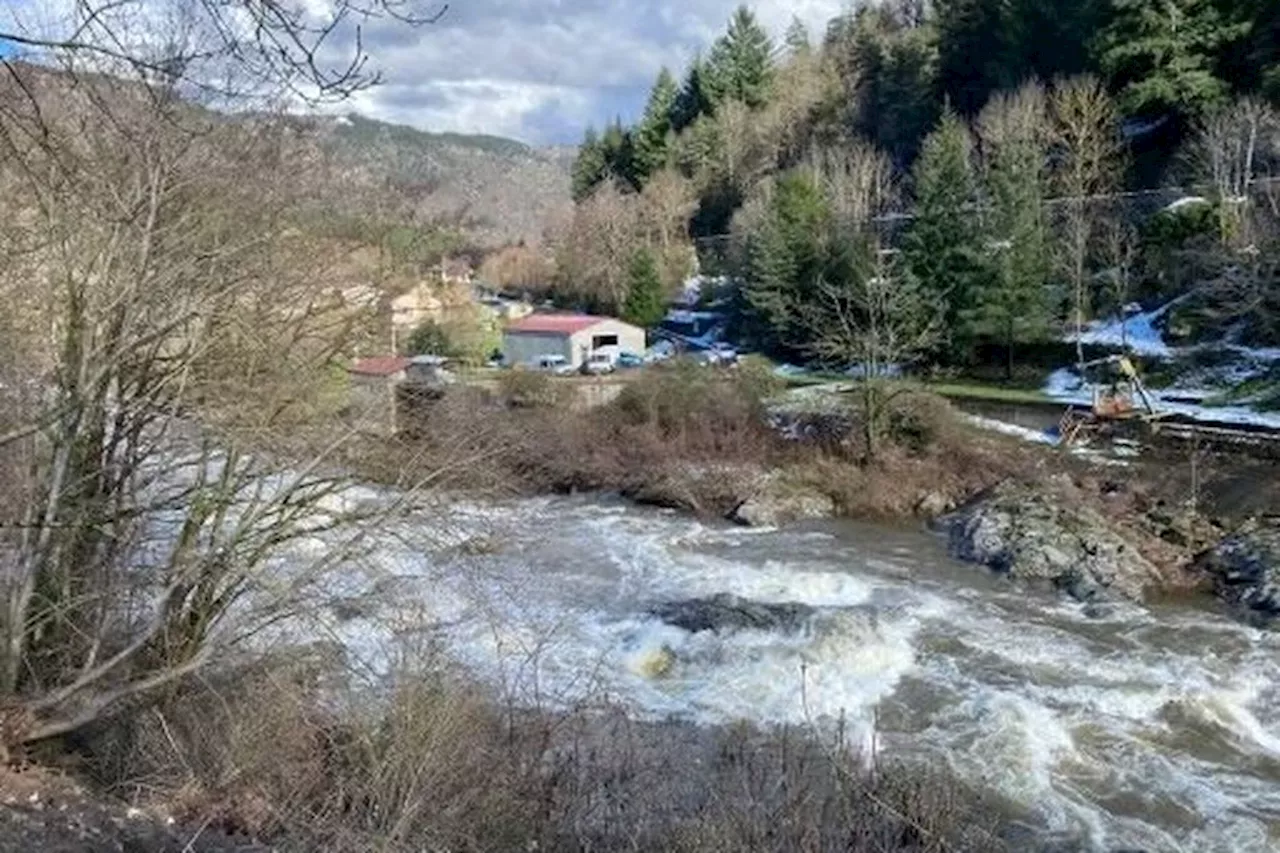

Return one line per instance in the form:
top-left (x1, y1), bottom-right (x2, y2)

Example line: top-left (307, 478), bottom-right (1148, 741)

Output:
top-left (312, 496), bottom-right (1280, 852)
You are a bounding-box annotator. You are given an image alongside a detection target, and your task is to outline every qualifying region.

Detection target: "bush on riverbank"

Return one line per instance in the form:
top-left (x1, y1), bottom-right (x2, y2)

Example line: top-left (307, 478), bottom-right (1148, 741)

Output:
top-left (75, 648), bottom-right (1016, 853)
top-left (353, 372), bottom-right (1030, 522)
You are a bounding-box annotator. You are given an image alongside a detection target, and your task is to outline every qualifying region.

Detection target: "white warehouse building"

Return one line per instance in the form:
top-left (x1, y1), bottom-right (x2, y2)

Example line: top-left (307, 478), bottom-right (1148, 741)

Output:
top-left (502, 314), bottom-right (645, 370)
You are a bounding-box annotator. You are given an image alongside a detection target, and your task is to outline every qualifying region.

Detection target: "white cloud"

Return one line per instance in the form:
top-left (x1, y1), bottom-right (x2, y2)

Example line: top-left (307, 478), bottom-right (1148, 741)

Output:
top-left (3, 0), bottom-right (851, 143)
top-left (342, 0), bottom-right (848, 142)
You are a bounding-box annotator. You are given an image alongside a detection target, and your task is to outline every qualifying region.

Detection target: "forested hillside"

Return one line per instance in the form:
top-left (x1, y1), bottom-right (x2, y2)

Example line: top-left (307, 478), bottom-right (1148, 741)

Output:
top-left (297, 113), bottom-right (573, 246)
top-left (557, 0), bottom-right (1280, 369)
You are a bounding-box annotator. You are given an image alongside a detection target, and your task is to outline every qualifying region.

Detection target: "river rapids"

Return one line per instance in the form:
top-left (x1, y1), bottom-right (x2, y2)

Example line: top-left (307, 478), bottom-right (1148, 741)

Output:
top-left (308, 495), bottom-right (1280, 852)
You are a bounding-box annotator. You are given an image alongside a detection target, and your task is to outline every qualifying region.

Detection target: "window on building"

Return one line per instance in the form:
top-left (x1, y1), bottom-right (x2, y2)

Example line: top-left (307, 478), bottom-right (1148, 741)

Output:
top-left (592, 334), bottom-right (619, 349)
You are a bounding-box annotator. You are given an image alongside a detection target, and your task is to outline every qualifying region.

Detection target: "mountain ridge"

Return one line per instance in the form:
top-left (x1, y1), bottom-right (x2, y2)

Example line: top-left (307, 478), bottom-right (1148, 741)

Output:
top-left (292, 111), bottom-right (574, 246)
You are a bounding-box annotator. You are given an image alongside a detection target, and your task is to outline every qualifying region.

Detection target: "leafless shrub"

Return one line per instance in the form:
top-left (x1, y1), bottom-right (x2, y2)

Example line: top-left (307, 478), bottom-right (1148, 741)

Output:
top-left (0, 45), bottom-right (431, 752)
top-left (90, 647), bottom-right (1015, 853)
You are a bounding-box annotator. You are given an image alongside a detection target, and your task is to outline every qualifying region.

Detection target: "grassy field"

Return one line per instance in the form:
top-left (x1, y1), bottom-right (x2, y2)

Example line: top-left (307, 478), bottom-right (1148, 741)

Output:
top-left (780, 372), bottom-right (1053, 405)
top-left (925, 382), bottom-right (1053, 405)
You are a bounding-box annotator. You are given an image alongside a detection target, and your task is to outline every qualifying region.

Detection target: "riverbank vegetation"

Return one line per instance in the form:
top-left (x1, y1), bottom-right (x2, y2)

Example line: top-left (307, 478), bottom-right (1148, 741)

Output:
top-left (54, 644), bottom-right (1014, 853)
top-left (368, 362), bottom-right (1033, 524)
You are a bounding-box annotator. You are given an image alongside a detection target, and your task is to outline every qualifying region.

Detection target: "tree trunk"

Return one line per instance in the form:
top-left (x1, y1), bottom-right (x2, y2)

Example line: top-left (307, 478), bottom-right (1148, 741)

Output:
top-left (1005, 321), bottom-right (1014, 381)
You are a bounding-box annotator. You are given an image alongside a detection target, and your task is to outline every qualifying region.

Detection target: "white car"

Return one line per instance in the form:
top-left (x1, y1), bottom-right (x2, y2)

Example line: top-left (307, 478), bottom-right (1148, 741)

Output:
top-left (582, 353), bottom-right (616, 375)
top-left (535, 354), bottom-right (577, 376)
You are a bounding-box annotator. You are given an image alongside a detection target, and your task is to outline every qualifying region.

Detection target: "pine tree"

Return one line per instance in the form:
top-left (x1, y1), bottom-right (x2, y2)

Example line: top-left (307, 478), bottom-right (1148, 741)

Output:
top-left (1096, 0), bottom-right (1247, 121)
top-left (904, 110), bottom-right (984, 361)
top-left (743, 173), bottom-right (829, 353)
top-left (969, 85), bottom-right (1054, 377)
top-left (1253, 2), bottom-right (1280, 103)
top-left (633, 68), bottom-right (679, 183)
top-left (836, 8), bottom-right (941, 165)
top-left (785, 16), bottom-right (811, 55)
top-left (571, 126), bottom-right (606, 202)
top-left (703, 5), bottom-right (775, 110)
top-left (623, 248), bottom-right (666, 328)
top-left (600, 119), bottom-right (638, 190)
top-left (934, 0), bottom-right (1017, 115)
top-left (670, 58), bottom-right (713, 133)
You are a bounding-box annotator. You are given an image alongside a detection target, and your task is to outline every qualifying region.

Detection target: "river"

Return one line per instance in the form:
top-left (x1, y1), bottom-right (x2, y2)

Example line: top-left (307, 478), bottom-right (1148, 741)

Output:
top-left (318, 494), bottom-right (1280, 852)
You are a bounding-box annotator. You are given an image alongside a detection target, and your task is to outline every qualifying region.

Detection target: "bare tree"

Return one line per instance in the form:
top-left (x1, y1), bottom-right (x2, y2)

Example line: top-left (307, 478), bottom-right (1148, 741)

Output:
top-left (552, 180), bottom-right (639, 313)
top-left (1100, 216), bottom-right (1140, 349)
top-left (636, 167), bottom-right (698, 293)
top-left (0, 0), bottom-right (446, 104)
top-left (1188, 98), bottom-right (1280, 246)
top-left (0, 3), bottom-right (440, 750)
top-left (804, 246), bottom-right (941, 461)
top-left (1050, 75), bottom-right (1123, 367)
top-left (799, 143), bottom-right (940, 460)
top-left (478, 244), bottom-right (557, 296)
top-left (804, 138), bottom-right (896, 226)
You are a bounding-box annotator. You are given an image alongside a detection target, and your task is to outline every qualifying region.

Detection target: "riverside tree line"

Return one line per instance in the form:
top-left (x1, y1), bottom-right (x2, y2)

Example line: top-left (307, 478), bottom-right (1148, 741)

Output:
top-left (552, 1), bottom-right (1280, 374)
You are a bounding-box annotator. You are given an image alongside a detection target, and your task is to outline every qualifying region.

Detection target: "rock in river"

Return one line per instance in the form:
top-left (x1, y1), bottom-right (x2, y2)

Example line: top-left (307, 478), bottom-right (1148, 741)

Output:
top-left (939, 480), bottom-right (1162, 602)
top-left (730, 475), bottom-right (835, 527)
top-left (1194, 517), bottom-right (1280, 624)
top-left (650, 593), bottom-right (814, 634)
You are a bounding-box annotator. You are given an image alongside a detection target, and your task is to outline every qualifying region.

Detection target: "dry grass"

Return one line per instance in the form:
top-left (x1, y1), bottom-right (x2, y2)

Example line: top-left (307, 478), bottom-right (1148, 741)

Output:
top-left (76, 650), bottom-right (1018, 853)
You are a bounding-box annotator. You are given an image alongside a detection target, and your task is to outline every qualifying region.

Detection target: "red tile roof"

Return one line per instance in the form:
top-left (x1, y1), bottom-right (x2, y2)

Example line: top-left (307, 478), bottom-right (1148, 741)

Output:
top-left (349, 356), bottom-right (410, 377)
top-left (505, 313), bottom-right (607, 336)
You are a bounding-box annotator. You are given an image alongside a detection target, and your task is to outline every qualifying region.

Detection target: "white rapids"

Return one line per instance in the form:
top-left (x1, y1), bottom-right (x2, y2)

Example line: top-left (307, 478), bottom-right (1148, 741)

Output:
top-left (300, 495), bottom-right (1280, 853)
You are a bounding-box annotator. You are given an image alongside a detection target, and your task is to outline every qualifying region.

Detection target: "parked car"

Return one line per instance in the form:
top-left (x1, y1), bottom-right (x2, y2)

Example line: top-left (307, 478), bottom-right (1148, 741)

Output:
top-left (582, 352), bottom-right (616, 375)
top-left (691, 350), bottom-right (721, 366)
top-left (535, 354), bottom-right (577, 376)
top-left (616, 351), bottom-right (645, 369)
top-left (708, 342), bottom-right (738, 364)
top-left (646, 340), bottom-right (676, 362)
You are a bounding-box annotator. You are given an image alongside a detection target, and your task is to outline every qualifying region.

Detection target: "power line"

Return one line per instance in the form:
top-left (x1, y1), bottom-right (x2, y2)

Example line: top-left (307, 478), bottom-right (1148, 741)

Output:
top-left (688, 177), bottom-right (1280, 247)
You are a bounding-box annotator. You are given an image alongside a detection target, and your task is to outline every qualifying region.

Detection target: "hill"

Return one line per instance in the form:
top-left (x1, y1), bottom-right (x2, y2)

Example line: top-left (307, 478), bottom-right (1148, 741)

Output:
top-left (294, 113), bottom-right (573, 246)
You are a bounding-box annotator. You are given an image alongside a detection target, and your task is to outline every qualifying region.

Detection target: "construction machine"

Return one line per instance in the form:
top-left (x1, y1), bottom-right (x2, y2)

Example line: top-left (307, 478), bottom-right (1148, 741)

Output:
top-left (1058, 355), bottom-right (1166, 446)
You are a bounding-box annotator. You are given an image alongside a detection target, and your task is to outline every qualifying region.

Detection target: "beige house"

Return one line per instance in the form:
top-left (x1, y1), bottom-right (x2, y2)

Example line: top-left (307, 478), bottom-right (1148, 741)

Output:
top-left (502, 314), bottom-right (645, 370)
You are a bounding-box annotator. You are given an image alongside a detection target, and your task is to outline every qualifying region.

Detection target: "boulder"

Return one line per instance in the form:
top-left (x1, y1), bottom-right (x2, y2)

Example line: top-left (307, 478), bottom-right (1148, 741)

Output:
top-left (914, 490), bottom-right (954, 519)
top-left (730, 475), bottom-right (835, 527)
top-left (650, 593), bottom-right (814, 634)
top-left (628, 463), bottom-right (765, 517)
top-left (939, 481), bottom-right (1162, 602)
top-left (1194, 518), bottom-right (1280, 624)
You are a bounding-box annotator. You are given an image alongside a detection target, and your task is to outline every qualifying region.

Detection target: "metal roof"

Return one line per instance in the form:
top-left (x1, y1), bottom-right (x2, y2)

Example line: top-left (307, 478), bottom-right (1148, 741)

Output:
top-left (505, 313), bottom-right (611, 336)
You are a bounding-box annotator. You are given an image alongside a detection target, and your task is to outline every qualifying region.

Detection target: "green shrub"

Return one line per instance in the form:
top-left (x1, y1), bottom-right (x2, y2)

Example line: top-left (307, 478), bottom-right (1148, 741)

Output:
top-left (406, 320), bottom-right (452, 356)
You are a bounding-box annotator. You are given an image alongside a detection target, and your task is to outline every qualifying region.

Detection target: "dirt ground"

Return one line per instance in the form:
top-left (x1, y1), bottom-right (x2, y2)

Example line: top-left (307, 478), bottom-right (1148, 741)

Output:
top-left (0, 767), bottom-right (268, 853)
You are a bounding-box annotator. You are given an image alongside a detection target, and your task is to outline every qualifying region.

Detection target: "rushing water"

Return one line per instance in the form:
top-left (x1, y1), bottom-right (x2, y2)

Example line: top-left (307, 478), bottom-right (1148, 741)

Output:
top-left (319, 495), bottom-right (1280, 853)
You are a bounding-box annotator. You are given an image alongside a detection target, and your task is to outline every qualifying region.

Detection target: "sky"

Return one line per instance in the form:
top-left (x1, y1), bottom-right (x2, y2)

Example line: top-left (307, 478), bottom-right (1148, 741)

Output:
top-left (0, 0), bottom-right (850, 145)
top-left (335, 0), bottom-right (849, 145)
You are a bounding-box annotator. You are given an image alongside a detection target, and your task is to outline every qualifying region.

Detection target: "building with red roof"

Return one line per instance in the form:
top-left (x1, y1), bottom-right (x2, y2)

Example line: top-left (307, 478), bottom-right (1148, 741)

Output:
top-left (502, 313), bottom-right (644, 370)
top-left (349, 356), bottom-right (410, 378)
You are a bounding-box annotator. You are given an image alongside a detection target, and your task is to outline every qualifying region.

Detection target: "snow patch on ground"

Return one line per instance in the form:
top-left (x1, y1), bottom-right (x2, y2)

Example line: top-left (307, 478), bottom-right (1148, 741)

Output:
top-left (1043, 368), bottom-right (1280, 430)
top-left (963, 414), bottom-right (1057, 446)
top-left (1066, 301), bottom-right (1181, 357)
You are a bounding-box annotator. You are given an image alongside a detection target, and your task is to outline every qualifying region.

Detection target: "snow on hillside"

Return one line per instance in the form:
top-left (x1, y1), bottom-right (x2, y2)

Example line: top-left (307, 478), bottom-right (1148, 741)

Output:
top-left (1065, 301), bottom-right (1181, 356)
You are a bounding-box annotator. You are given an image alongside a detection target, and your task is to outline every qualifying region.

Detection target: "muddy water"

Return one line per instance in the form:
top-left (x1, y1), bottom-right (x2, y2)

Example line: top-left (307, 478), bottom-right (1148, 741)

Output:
top-left (324, 496), bottom-right (1280, 852)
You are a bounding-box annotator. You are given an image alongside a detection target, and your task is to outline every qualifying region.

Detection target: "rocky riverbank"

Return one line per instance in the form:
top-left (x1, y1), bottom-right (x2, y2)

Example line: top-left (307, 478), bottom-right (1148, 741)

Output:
top-left (628, 448), bottom-right (1278, 628)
